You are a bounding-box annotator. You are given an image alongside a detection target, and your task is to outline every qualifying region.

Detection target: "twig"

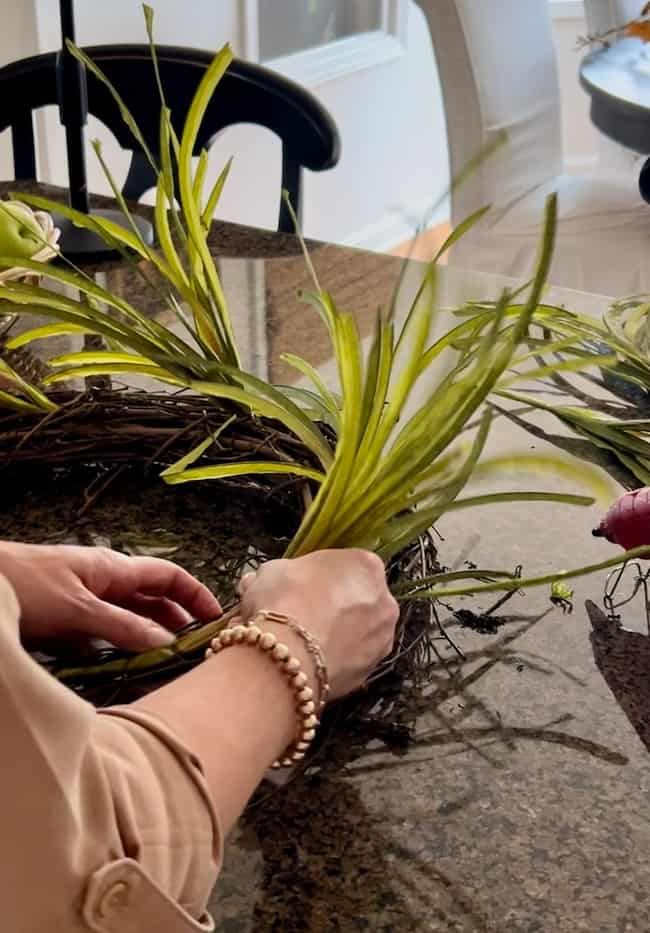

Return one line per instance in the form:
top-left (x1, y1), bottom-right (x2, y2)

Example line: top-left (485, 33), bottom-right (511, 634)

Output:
top-left (79, 464), bottom-right (128, 516)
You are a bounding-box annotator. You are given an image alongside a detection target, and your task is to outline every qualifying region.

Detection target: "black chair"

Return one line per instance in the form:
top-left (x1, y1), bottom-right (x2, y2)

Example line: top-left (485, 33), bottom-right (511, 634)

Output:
top-left (0, 45), bottom-right (341, 233)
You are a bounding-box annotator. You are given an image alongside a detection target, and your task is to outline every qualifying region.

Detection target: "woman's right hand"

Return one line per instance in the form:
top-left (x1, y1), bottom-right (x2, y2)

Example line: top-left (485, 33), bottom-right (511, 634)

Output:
top-left (238, 549), bottom-right (399, 700)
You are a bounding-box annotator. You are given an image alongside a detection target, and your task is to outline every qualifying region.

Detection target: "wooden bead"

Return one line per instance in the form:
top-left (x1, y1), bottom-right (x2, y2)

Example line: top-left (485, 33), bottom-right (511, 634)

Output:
top-left (272, 643), bottom-right (290, 661)
top-left (207, 609), bottom-right (326, 770)
top-left (259, 632), bottom-right (277, 651)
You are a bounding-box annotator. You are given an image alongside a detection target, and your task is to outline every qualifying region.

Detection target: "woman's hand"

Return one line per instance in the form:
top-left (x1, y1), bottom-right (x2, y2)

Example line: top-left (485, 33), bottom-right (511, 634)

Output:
top-left (238, 549), bottom-right (399, 700)
top-left (137, 547), bottom-right (400, 836)
top-left (0, 541), bottom-right (222, 651)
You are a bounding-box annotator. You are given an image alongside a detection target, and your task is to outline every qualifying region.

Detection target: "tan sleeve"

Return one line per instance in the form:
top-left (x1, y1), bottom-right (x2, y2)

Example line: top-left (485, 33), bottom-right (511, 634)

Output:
top-left (0, 573), bottom-right (222, 932)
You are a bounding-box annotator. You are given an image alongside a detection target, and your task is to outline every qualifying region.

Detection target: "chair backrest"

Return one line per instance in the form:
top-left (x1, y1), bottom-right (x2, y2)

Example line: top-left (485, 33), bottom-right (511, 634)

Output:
top-left (0, 44), bottom-right (341, 233)
top-left (416, 0), bottom-right (563, 226)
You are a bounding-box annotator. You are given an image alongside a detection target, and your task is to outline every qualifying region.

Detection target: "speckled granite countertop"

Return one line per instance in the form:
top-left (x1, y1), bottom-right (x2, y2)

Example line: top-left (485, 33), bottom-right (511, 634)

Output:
top-left (2, 183), bottom-right (649, 931)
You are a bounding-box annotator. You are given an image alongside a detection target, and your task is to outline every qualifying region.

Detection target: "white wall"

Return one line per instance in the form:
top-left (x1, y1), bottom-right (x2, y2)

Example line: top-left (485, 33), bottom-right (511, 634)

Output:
top-left (551, 5), bottom-right (599, 173)
top-left (0, 2), bottom-right (40, 177)
top-left (34, 0), bottom-right (244, 52)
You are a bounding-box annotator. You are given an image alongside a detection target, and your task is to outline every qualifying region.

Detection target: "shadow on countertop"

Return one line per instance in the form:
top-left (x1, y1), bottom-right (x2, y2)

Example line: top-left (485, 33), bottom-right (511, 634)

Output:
top-left (240, 773), bottom-right (494, 933)
top-left (588, 598), bottom-right (650, 756)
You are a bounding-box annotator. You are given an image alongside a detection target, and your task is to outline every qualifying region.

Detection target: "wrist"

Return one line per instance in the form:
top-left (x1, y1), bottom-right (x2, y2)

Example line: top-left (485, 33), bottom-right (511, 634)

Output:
top-left (211, 631), bottom-right (301, 753)
top-left (204, 610), bottom-right (328, 769)
top-left (133, 611), bottom-right (326, 834)
top-left (0, 542), bottom-right (24, 597)
top-left (0, 540), bottom-right (20, 565)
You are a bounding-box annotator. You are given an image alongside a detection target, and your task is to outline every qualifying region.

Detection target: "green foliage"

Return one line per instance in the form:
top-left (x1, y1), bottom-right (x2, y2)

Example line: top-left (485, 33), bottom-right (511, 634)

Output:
top-left (0, 16), bottom-right (240, 386)
top-left (396, 546), bottom-right (650, 601)
top-left (0, 4), bottom-right (629, 667)
top-left (278, 195), bottom-right (613, 560)
top-left (463, 296), bottom-right (650, 487)
top-left (0, 355), bottom-right (56, 414)
top-left (158, 194), bottom-right (610, 566)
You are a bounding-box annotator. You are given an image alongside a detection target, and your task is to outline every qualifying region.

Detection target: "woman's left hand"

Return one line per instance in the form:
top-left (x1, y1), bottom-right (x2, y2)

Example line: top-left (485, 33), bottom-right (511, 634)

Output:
top-left (0, 541), bottom-right (222, 651)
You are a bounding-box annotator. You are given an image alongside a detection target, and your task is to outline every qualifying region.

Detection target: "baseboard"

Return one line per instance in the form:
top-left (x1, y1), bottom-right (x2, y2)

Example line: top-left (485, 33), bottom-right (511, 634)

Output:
top-left (340, 197), bottom-right (451, 253)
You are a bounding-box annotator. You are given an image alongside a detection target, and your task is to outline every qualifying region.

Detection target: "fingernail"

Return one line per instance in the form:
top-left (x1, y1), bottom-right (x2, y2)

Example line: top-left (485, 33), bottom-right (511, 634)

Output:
top-left (145, 625), bottom-right (176, 648)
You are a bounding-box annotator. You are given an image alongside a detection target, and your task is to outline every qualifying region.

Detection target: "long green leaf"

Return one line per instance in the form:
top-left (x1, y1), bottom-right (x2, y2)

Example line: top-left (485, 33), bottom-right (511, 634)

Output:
top-left (43, 364), bottom-right (184, 385)
top-left (285, 307), bottom-right (364, 555)
top-left (500, 353), bottom-right (618, 388)
top-left (0, 282), bottom-right (200, 377)
top-left (431, 204), bottom-right (491, 264)
top-left (160, 416), bottom-right (237, 477)
top-left (403, 546), bottom-right (650, 600)
top-left (202, 157), bottom-right (233, 228)
top-left (0, 389), bottom-right (44, 413)
top-left (12, 192), bottom-right (155, 262)
top-left (5, 322), bottom-right (92, 349)
top-left (48, 350), bottom-right (159, 368)
top-left (162, 460), bottom-right (325, 486)
top-left (206, 362), bottom-right (334, 462)
top-left (281, 352), bottom-right (340, 420)
top-left (445, 490), bottom-right (594, 510)
top-left (177, 44), bottom-right (239, 365)
top-left (154, 175), bottom-right (190, 293)
top-left (0, 360), bottom-right (57, 411)
top-left (471, 451), bottom-right (615, 504)
top-left (0, 255), bottom-right (164, 342)
top-left (66, 40), bottom-right (158, 170)
top-left (190, 379), bottom-right (334, 467)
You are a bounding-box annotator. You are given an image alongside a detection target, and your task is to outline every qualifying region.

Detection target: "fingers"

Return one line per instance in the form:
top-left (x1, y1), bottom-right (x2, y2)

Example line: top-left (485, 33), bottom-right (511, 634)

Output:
top-left (80, 596), bottom-right (177, 651)
top-left (119, 594), bottom-right (192, 632)
top-left (238, 571), bottom-right (256, 597)
top-left (99, 554), bottom-right (222, 622)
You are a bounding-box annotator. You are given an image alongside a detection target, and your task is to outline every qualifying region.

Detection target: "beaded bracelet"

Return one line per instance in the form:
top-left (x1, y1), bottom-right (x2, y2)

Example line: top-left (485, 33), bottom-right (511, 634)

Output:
top-left (204, 609), bottom-right (329, 768)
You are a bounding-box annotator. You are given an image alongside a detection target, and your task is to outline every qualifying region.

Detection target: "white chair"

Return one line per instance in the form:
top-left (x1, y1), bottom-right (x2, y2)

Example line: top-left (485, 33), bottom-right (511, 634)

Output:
top-left (416, 0), bottom-right (650, 297)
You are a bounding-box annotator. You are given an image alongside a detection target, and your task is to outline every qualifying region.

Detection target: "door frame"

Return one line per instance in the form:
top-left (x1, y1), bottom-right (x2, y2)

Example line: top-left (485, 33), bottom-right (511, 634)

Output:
top-left (239, 0), bottom-right (409, 85)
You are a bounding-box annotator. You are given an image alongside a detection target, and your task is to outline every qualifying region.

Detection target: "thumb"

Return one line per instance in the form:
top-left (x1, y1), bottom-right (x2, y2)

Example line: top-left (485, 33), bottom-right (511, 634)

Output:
top-left (83, 597), bottom-right (176, 651)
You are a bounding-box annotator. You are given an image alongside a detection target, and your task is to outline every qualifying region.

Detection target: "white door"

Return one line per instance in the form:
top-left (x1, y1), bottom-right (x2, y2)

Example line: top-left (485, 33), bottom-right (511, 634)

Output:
top-left (244, 0), bottom-right (448, 248)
